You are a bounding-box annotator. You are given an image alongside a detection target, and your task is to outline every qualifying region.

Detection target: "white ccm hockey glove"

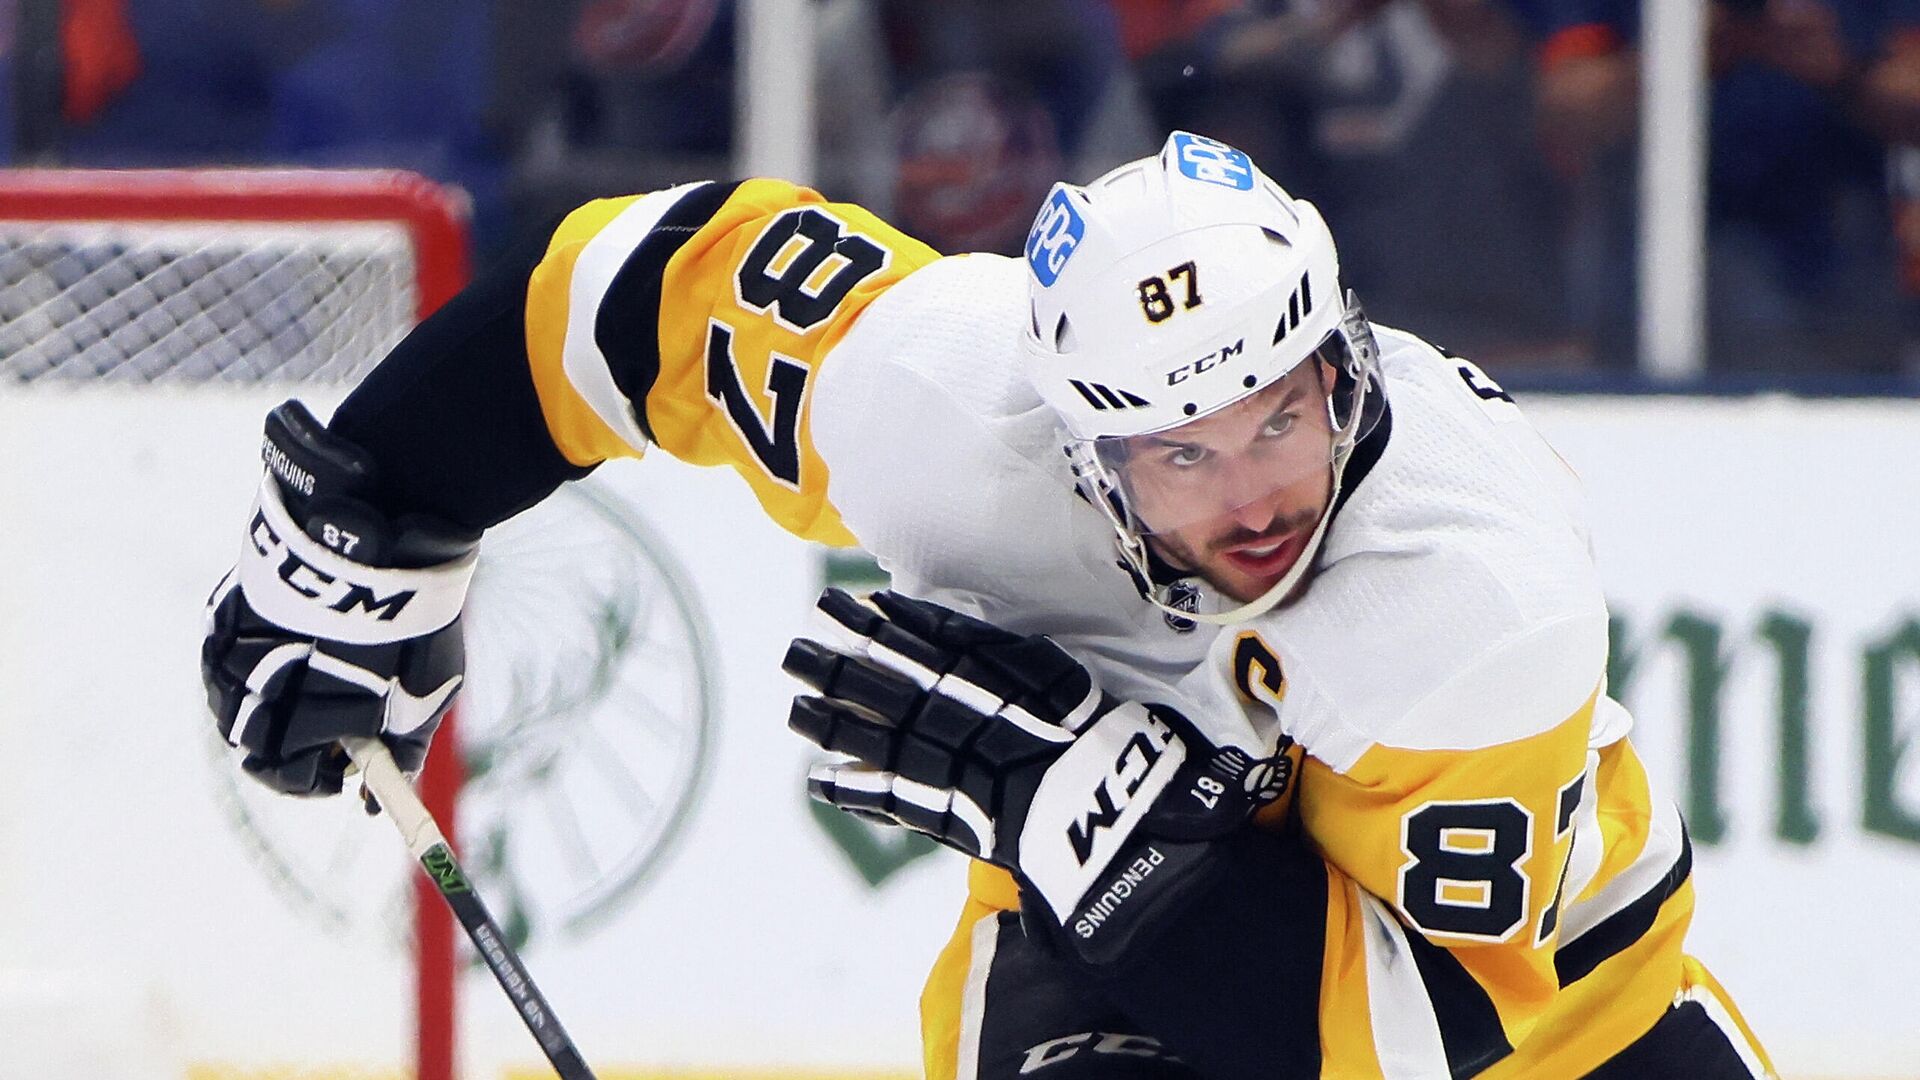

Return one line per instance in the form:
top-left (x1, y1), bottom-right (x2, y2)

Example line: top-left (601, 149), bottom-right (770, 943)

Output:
top-left (202, 401), bottom-right (478, 797)
top-left (784, 589), bottom-right (1291, 965)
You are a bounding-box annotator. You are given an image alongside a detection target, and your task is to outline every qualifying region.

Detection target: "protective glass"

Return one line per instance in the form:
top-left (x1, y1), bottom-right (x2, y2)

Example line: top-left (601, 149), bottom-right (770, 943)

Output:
top-left (1080, 330), bottom-right (1372, 537)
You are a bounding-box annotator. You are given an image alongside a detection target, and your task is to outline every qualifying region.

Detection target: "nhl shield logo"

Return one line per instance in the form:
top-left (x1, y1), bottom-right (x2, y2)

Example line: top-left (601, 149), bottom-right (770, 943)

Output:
top-left (1165, 580), bottom-right (1199, 633)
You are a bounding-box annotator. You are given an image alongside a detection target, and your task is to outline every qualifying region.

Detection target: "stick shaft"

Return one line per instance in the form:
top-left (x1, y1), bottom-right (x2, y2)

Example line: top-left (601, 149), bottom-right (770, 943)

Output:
top-left (344, 737), bottom-right (597, 1080)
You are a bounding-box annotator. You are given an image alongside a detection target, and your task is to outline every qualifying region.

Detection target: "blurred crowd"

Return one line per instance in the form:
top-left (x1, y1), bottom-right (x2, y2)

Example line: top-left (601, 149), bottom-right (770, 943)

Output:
top-left (7, 0), bottom-right (1920, 379)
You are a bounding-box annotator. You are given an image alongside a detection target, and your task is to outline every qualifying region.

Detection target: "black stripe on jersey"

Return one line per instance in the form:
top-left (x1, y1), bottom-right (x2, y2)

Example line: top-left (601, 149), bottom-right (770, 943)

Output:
top-left (1397, 918), bottom-right (1515, 1077)
top-left (1537, 840), bottom-right (1573, 944)
top-left (1555, 826), bottom-right (1694, 988)
top-left (972, 911), bottom-right (1204, 1078)
top-left (1087, 830), bottom-right (1326, 1080)
top-left (593, 180), bottom-right (743, 443)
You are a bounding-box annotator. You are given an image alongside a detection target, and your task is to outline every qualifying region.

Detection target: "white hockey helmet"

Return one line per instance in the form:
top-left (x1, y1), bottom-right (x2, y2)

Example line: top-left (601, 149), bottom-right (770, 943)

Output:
top-left (1020, 132), bottom-right (1385, 623)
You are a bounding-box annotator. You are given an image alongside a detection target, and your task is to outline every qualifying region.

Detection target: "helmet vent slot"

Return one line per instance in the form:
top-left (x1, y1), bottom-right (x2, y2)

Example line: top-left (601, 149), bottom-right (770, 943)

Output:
top-left (1070, 380), bottom-right (1150, 411)
top-left (1053, 313), bottom-right (1079, 352)
top-left (1272, 270), bottom-right (1314, 344)
top-left (1260, 180), bottom-right (1302, 227)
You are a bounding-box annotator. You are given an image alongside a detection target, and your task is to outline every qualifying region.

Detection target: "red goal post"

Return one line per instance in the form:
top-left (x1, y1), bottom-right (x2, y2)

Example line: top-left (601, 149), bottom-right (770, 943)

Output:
top-left (0, 167), bottom-right (470, 1079)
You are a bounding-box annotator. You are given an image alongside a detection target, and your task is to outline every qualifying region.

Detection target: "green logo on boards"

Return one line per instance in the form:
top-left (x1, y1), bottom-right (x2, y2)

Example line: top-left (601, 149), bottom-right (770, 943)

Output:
top-left (807, 798), bottom-right (942, 887)
top-left (822, 548), bottom-right (890, 593)
top-left (1609, 608), bottom-right (1920, 848)
top-left (422, 845), bottom-right (471, 893)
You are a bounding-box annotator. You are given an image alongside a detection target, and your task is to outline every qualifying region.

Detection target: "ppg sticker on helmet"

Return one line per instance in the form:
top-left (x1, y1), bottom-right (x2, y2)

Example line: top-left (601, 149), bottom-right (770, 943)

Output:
top-left (1026, 188), bottom-right (1084, 287)
top-left (1171, 133), bottom-right (1254, 191)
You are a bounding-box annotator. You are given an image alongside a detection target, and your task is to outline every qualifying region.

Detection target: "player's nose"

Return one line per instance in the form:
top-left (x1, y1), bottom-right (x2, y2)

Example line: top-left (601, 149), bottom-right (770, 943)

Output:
top-left (1226, 489), bottom-right (1286, 535)
top-left (1215, 452), bottom-right (1277, 509)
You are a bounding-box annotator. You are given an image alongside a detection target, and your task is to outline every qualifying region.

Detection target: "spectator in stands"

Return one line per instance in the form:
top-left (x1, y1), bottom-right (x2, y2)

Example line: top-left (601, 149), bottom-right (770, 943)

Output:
top-left (0, 0), bottom-right (15, 161)
top-left (1538, 0), bottom-right (1920, 375)
top-left (811, 0), bottom-right (1144, 249)
top-left (558, 0), bottom-right (734, 163)
top-left (875, 0), bottom-right (1126, 161)
top-left (488, 0), bottom-right (736, 250)
top-left (889, 73), bottom-right (1065, 257)
top-left (1116, 1), bottom-right (1584, 367)
top-left (1113, 0), bottom-right (1331, 187)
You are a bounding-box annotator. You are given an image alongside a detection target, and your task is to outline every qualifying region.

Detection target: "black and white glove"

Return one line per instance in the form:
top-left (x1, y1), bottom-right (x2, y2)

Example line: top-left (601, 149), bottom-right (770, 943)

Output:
top-left (202, 400), bottom-right (479, 798)
top-left (784, 588), bottom-right (1291, 965)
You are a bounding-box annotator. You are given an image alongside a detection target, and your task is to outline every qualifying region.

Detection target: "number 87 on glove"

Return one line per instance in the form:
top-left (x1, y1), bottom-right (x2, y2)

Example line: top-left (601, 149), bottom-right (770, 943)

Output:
top-left (782, 589), bottom-right (1289, 962)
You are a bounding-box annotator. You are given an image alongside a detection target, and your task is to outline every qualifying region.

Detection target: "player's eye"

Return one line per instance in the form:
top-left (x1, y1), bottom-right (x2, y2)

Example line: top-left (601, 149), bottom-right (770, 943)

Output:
top-left (1262, 413), bottom-right (1298, 439)
top-left (1165, 444), bottom-right (1210, 468)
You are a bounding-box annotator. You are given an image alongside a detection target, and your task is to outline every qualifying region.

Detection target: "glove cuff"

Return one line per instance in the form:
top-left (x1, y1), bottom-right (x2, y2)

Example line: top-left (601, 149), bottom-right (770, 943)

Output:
top-left (264, 399), bottom-right (480, 567)
top-left (1028, 832), bottom-right (1223, 969)
top-left (237, 476), bottom-right (477, 645)
top-left (1015, 701), bottom-right (1188, 924)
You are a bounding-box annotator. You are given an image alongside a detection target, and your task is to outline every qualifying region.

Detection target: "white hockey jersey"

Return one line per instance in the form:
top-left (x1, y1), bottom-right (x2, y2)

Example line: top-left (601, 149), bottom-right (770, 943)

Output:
top-left (1162, 338), bottom-right (1705, 1078)
top-left (513, 178), bottom-right (1761, 1079)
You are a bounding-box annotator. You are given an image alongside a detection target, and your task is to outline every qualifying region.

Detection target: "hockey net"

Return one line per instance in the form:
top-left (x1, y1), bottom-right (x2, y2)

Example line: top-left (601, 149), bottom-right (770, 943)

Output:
top-left (0, 168), bottom-right (467, 384)
top-left (0, 168), bottom-right (469, 1079)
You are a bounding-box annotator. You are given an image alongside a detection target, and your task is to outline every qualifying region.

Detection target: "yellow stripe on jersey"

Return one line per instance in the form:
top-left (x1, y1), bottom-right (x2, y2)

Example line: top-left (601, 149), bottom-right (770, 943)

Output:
top-left (1316, 875), bottom-right (1391, 1077)
top-left (1676, 955), bottom-right (1779, 1079)
top-left (1481, 881), bottom-right (1692, 1078)
top-left (921, 891), bottom-right (1001, 1080)
top-left (924, 863), bottom-right (1026, 1080)
top-left (1573, 727), bottom-right (1656, 908)
top-left (946, 696), bottom-right (1742, 1076)
top-left (1294, 700), bottom-right (1755, 1077)
top-left (526, 193), bottom-right (656, 467)
top-left (523, 179), bottom-right (941, 545)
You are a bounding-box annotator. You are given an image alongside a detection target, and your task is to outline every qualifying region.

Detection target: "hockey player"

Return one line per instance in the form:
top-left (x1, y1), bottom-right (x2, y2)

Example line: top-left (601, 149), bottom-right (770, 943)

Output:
top-left (201, 132), bottom-right (1769, 1077)
top-left (785, 141), bottom-right (1776, 1079)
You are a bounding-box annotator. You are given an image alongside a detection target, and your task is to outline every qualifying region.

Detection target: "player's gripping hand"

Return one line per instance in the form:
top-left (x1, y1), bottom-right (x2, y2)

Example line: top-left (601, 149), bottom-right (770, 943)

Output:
top-left (202, 401), bottom-right (479, 798)
top-left (784, 588), bottom-right (1290, 964)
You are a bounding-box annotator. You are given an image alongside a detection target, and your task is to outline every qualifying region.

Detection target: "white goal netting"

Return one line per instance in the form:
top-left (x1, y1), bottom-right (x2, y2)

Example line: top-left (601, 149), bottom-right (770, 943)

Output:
top-left (0, 220), bottom-right (418, 384)
top-left (0, 168), bottom-right (465, 386)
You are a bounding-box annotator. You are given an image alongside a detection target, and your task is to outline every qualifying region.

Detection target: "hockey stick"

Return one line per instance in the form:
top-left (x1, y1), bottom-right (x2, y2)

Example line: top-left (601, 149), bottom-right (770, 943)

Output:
top-left (343, 736), bottom-right (598, 1080)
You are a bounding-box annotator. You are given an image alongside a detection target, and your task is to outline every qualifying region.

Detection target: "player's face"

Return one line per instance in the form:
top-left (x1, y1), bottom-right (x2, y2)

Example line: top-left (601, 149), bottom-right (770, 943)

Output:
top-left (1118, 361), bottom-right (1337, 603)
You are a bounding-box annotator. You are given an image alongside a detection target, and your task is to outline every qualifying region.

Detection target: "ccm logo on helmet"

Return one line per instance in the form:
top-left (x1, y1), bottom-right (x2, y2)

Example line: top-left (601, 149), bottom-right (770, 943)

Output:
top-left (1026, 188), bottom-right (1085, 288)
top-left (1165, 338), bottom-right (1244, 385)
top-left (248, 511), bottom-right (416, 620)
top-left (1172, 132), bottom-right (1254, 191)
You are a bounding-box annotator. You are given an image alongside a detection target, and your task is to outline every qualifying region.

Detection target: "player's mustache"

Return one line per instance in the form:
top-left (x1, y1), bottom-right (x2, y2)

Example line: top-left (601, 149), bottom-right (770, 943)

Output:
top-left (1211, 507), bottom-right (1319, 552)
